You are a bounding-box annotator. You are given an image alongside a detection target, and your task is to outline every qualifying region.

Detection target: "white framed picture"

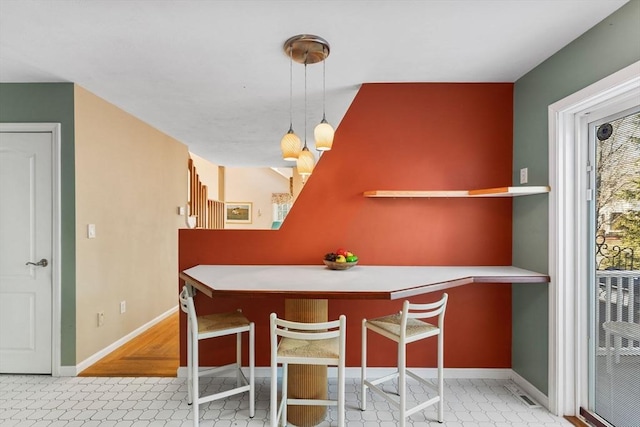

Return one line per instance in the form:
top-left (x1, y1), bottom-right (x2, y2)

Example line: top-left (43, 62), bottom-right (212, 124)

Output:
top-left (224, 202), bottom-right (252, 224)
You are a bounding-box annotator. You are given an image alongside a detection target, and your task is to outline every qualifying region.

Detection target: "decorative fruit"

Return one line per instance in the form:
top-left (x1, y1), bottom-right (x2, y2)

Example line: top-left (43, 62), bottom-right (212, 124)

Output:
top-left (336, 248), bottom-right (348, 257)
top-left (324, 252), bottom-right (338, 262)
top-left (324, 248), bottom-right (358, 264)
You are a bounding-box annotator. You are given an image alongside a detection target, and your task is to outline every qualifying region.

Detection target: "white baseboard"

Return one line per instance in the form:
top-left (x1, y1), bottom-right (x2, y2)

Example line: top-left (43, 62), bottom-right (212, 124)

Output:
top-left (57, 366), bottom-right (78, 377)
top-left (510, 369), bottom-right (549, 410)
top-left (70, 306), bottom-right (178, 376)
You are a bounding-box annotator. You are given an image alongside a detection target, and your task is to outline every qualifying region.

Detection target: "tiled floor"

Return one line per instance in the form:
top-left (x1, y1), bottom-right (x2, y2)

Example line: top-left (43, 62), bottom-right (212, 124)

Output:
top-left (0, 375), bottom-right (573, 426)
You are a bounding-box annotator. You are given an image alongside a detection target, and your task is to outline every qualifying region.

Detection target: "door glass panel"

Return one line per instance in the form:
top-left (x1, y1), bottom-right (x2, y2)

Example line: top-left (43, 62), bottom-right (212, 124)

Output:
top-left (591, 111), bottom-right (640, 426)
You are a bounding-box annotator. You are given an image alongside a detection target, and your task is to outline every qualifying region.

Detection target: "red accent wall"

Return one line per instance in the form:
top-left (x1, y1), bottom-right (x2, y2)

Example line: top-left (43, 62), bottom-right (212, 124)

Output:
top-left (179, 83), bottom-right (514, 369)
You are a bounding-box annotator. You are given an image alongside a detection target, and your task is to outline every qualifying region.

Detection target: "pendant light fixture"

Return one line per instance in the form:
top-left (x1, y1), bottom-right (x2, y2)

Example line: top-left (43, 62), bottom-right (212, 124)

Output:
top-left (281, 34), bottom-right (330, 179)
top-left (280, 45), bottom-right (301, 161)
top-left (314, 45), bottom-right (334, 151)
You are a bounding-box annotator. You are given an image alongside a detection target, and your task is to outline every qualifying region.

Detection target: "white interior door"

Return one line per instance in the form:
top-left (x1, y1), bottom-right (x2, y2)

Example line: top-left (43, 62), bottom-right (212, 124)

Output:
top-left (0, 130), bottom-right (53, 374)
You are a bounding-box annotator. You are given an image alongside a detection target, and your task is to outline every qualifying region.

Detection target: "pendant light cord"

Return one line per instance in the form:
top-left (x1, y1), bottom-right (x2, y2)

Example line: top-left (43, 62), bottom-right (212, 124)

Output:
top-left (322, 46), bottom-right (327, 121)
top-left (288, 47), bottom-right (293, 130)
top-left (304, 60), bottom-right (308, 149)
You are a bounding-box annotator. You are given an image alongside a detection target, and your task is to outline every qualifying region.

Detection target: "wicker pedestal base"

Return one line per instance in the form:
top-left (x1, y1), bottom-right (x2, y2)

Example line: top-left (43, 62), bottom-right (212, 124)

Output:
top-left (284, 299), bottom-right (328, 427)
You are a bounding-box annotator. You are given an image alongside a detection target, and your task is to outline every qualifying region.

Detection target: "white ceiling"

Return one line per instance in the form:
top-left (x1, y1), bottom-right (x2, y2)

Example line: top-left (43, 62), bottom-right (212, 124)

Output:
top-left (0, 0), bottom-right (628, 168)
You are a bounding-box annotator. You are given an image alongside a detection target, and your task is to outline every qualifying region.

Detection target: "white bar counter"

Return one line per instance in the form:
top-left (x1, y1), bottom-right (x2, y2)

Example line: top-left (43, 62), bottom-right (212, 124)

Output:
top-left (179, 264), bottom-right (550, 300)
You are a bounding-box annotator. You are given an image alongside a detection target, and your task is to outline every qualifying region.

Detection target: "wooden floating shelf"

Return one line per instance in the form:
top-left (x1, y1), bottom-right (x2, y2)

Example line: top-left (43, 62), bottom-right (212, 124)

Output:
top-left (363, 186), bottom-right (550, 198)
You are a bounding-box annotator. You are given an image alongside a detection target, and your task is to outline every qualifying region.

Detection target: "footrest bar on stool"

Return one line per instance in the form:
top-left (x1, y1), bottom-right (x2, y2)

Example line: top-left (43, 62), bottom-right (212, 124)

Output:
top-left (198, 362), bottom-right (240, 377)
top-left (367, 371), bottom-right (400, 387)
top-left (287, 398), bottom-right (337, 407)
top-left (406, 369), bottom-right (439, 393)
top-left (199, 384), bottom-right (251, 405)
top-left (405, 396), bottom-right (441, 417)
top-left (364, 382), bottom-right (401, 409)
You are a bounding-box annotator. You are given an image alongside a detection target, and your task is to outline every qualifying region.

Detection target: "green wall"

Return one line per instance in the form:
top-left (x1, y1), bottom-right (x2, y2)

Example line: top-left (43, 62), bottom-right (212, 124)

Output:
top-left (512, 0), bottom-right (640, 394)
top-left (0, 83), bottom-right (77, 366)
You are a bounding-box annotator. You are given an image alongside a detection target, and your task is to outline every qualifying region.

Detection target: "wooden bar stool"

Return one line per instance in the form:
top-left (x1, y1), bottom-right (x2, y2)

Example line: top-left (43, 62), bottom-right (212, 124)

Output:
top-left (361, 293), bottom-right (448, 426)
top-left (179, 286), bottom-right (255, 427)
top-left (270, 312), bottom-right (347, 427)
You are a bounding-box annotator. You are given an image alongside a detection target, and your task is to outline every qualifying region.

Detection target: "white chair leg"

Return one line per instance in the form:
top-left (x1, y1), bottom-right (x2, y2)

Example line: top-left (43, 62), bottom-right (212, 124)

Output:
top-left (270, 358), bottom-right (277, 427)
top-left (186, 323), bottom-right (193, 405)
top-left (398, 342), bottom-right (406, 427)
top-left (236, 331), bottom-right (242, 387)
top-left (249, 323), bottom-right (255, 418)
top-left (361, 320), bottom-right (367, 411)
top-left (339, 359), bottom-right (345, 427)
top-left (281, 362), bottom-right (288, 427)
top-left (192, 335), bottom-right (199, 427)
top-left (192, 397), bottom-right (199, 427)
top-left (438, 331), bottom-right (444, 423)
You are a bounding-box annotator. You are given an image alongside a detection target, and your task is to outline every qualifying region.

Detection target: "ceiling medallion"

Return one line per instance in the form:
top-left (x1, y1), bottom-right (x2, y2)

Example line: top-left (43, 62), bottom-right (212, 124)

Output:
top-left (283, 34), bottom-right (330, 65)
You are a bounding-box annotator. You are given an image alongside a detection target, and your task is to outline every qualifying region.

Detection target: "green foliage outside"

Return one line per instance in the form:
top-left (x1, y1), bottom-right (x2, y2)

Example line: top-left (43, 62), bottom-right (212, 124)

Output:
top-left (596, 114), bottom-right (640, 270)
top-left (616, 176), bottom-right (640, 268)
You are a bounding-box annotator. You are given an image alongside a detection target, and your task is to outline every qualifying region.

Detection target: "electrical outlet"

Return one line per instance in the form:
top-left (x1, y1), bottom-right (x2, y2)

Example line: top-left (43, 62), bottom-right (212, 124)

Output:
top-left (120, 301), bottom-right (126, 314)
top-left (520, 167), bottom-right (528, 184)
top-left (97, 312), bottom-right (104, 327)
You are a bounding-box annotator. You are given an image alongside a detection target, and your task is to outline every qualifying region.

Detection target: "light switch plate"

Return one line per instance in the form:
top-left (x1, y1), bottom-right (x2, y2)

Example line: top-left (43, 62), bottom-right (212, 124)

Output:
top-left (87, 224), bottom-right (96, 239)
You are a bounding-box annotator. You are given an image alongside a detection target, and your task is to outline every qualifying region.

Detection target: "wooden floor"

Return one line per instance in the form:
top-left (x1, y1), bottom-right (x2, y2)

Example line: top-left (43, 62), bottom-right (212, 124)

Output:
top-left (79, 311), bottom-right (179, 377)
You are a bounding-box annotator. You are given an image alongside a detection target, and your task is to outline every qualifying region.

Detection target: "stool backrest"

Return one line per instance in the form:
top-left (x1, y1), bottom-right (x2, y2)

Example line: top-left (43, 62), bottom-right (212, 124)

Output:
top-left (401, 293), bottom-right (448, 338)
top-left (179, 286), bottom-right (198, 336)
top-left (270, 314), bottom-right (346, 341)
top-left (270, 313), bottom-right (347, 368)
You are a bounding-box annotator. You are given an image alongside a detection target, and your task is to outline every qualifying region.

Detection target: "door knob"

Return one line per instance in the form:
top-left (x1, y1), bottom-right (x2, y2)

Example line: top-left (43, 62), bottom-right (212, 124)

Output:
top-left (26, 258), bottom-right (48, 267)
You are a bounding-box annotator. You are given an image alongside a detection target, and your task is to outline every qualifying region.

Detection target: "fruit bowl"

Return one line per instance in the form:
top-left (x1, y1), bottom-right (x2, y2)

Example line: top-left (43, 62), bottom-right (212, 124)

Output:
top-left (323, 259), bottom-right (358, 270)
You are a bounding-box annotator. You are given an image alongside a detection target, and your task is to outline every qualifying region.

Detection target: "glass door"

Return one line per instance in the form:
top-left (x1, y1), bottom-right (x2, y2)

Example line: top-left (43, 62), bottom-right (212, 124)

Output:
top-left (588, 110), bottom-right (640, 426)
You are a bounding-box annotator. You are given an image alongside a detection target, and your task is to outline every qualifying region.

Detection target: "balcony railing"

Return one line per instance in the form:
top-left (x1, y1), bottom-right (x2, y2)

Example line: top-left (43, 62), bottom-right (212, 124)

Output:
top-left (596, 234), bottom-right (635, 270)
top-left (597, 270), bottom-right (640, 355)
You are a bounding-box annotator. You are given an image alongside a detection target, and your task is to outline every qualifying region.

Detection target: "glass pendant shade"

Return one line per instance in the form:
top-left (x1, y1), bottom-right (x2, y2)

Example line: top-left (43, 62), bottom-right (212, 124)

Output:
top-left (314, 118), bottom-right (334, 151)
top-left (280, 128), bottom-right (301, 161)
top-left (296, 146), bottom-right (315, 177)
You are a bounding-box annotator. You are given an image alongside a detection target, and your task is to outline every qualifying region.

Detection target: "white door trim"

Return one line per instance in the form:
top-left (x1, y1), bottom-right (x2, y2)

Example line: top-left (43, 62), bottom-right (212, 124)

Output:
top-left (0, 122), bottom-right (62, 376)
top-left (548, 61), bottom-right (640, 416)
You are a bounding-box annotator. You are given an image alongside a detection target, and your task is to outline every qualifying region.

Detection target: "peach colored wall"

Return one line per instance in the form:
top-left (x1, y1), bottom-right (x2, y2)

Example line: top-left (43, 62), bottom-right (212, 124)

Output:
top-left (224, 167), bottom-right (290, 229)
top-left (75, 85), bottom-right (189, 363)
top-left (179, 83), bottom-right (514, 368)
